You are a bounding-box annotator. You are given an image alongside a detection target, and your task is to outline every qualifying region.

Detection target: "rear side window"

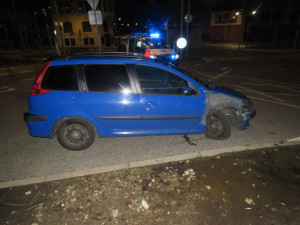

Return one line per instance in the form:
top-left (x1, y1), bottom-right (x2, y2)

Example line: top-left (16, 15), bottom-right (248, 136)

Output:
top-left (41, 66), bottom-right (78, 91)
top-left (84, 65), bottom-right (131, 93)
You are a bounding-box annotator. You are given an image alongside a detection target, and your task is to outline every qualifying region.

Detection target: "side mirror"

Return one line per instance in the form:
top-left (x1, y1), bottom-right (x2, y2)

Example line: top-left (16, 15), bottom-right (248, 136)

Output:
top-left (183, 87), bottom-right (196, 96)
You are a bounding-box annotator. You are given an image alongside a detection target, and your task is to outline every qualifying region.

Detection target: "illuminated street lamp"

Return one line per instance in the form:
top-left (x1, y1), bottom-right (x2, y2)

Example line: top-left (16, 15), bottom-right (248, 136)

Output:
top-left (176, 37), bottom-right (187, 49)
top-left (118, 17), bottom-right (121, 21)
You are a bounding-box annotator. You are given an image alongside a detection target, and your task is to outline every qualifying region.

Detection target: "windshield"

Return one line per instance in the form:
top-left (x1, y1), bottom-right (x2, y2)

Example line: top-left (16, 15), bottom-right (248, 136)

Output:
top-left (176, 68), bottom-right (214, 90)
top-left (143, 38), bottom-right (170, 49)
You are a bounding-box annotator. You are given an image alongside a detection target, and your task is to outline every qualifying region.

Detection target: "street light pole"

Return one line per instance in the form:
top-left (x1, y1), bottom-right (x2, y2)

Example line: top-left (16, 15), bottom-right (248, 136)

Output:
top-left (180, 0), bottom-right (183, 37)
top-left (92, 0), bottom-right (101, 53)
top-left (180, 0), bottom-right (184, 59)
top-left (54, 0), bottom-right (65, 55)
top-left (186, 0), bottom-right (190, 56)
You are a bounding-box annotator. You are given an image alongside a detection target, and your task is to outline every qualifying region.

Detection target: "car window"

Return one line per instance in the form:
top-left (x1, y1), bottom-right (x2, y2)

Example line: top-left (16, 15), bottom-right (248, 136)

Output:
top-left (135, 65), bottom-right (189, 95)
top-left (84, 64), bottom-right (132, 93)
top-left (41, 66), bottom-right (78, 91)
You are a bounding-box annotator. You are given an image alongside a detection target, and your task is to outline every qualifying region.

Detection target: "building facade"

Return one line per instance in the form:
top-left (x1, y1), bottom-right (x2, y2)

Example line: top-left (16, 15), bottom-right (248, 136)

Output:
top-left (209, 11), bottom-right (244, 42)
top-left (50, 0), bottom-right (116, 50)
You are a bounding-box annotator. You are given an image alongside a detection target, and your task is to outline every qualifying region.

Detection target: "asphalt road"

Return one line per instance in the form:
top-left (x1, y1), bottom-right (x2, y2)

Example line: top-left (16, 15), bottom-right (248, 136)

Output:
top-left (1, 45), bottom-right (300, 182)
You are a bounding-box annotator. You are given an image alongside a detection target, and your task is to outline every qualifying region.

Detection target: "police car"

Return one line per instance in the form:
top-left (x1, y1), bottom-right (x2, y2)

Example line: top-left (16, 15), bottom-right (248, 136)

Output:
top-left (117, 33), bottom-right (179, 65)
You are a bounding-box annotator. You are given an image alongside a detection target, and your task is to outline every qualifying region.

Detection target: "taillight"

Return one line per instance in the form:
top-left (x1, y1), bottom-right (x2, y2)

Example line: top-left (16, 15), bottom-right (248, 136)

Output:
top-left (30, 61), bottom-right (52, 96)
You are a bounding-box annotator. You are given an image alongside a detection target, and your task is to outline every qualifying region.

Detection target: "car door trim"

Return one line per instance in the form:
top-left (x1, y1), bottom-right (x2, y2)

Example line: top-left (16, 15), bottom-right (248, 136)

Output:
top-left (142, 116), bottom-right (200, 120)
top-left (98, 116), bottom-right (200, 120)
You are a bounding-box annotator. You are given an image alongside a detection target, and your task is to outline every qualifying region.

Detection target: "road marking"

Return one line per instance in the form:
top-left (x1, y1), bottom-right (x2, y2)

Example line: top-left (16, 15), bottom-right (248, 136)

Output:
top-left (254, 79), bottom-right (300, 93)
top-left (235, 89), bottom-right (299, 97)
top-left (247, 95), bottom-right (300, 109)
top-left (0, 70), bottom-right (33, 77)
top-left (0, 67), bottom-right (12, 71)
top-left (189, 71), bottom-right (215, 79)
top-left (287, 137), bottom-right (300, 142)
top-left (0, 88), bottom-right (16, 93)
top-left (241, 82), bottom-right (300, 89)
top-left (211, 70), bottom-right (231, 80)
top-left (234, 76), bottom-right (300, 92)
top-left (235, 84), bottom-right (286, 102)
top-left (20, 78), bottom-right (35, 82)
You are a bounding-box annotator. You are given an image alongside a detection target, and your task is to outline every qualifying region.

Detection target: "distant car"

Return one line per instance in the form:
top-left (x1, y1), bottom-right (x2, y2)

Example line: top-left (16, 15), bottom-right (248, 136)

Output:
top-left (24, 53), bottom-right (255, 151)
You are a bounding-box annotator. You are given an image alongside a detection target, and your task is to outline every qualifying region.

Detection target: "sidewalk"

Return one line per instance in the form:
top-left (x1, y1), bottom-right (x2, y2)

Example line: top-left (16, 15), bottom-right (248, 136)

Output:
top-left (1, 144), bottom-right (299, 225)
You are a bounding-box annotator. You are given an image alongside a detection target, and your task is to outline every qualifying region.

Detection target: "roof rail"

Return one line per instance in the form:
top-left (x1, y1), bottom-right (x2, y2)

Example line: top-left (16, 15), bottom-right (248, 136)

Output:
top-left (69, 52), bottom-right (144, 58)
top-left (62, 51), bottom-right (176, 67)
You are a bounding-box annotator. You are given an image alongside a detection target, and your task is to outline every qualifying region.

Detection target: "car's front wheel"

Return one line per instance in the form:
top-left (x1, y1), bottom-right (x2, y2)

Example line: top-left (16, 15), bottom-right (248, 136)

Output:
top-left (205, 110), bottom-right (231, 140)
top-left (57, 118), bottom-right (96, 151)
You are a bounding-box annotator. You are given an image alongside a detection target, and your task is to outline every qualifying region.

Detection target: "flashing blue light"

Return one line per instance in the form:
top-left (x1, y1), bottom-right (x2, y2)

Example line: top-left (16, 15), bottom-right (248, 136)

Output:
top-left (150, 33), bottom-right (160, 38)
top-left (170, 54), bottom-right (179, 61)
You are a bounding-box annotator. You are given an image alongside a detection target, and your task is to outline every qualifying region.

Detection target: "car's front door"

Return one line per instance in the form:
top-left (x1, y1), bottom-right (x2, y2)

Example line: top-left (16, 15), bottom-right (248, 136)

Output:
top-left (80, 64), bottom-right (142, 136)
top-left (134, 65), bottom-right (206, 134)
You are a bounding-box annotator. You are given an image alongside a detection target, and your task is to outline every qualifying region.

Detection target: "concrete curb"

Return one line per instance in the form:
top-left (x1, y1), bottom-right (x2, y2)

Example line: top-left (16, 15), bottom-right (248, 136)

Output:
top-left (1, 140), bottom-right (299, 189)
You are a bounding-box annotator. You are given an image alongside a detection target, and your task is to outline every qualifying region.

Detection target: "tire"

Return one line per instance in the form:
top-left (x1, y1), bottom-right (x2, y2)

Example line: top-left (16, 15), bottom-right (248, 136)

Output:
top-left (57, 118), bottom-right (96, 151)
top-left (205, 110), bottom-right (231, 140)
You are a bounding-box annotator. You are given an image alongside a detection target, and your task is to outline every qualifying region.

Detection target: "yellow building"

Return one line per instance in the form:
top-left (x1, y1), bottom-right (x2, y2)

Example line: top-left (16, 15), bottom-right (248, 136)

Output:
top-left (50, 0), bottom-right (116, 50)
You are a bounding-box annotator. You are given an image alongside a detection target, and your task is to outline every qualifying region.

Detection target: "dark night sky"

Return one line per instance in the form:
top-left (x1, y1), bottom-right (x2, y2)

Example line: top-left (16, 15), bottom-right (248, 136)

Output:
top-left (6, 0), bottom-right (170, 24)
top-left (6, 0), bottom-right (50, 11)
top-left (116, 0), bottom-right (169, 23)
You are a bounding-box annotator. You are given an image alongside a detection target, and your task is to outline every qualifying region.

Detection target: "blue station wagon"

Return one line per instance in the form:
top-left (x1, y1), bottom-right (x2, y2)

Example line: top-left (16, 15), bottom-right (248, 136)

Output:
top-left (24, 53), bottom-right (255, 150)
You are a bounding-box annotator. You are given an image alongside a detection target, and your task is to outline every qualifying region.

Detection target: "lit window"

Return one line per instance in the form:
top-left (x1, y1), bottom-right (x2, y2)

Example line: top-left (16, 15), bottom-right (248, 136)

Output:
top-left (215, 13), bottom-right (236, 24)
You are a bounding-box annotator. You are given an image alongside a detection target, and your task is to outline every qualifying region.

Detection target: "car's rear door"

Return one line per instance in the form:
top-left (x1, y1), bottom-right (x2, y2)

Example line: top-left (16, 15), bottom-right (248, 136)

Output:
top-left (133, 64), bottom-right (206, 134)
top-left (79, 64), bottom-right (142, 136)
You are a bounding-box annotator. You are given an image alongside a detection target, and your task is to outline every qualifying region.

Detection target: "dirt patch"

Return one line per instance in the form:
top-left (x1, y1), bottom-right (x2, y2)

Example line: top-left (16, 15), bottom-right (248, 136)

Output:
top-left (1, 145), bottom-right (300, 225)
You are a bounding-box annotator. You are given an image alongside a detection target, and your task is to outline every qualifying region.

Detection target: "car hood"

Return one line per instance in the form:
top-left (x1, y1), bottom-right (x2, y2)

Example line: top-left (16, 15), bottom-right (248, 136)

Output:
top-left (211, 85), bottom-right (247, 100)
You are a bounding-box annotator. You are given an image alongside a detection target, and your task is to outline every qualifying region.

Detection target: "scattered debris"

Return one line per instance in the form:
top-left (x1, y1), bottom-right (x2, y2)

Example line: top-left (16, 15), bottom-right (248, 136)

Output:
top-left (1, 146), bottom-right (300, 225)
top-left (245, 198), bottom-right (254, 205)
top-left (142, 200), bottom-right (150, 210)
top-left (112, 209), bottom-right (119, 218)
top-left (205, 186), bottom-right (211, 191)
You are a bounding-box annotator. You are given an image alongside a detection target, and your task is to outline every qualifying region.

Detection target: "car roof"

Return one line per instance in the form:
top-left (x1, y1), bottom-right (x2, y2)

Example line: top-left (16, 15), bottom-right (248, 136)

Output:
top-left (48, 52), bottom-right (176, 67)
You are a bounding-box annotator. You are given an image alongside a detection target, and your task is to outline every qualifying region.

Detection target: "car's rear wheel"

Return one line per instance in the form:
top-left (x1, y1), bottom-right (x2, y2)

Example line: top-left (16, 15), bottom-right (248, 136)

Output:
top-left (205, 111), bottom-right (231, 140)
top-left (57, 118), bottom-right (96, 151)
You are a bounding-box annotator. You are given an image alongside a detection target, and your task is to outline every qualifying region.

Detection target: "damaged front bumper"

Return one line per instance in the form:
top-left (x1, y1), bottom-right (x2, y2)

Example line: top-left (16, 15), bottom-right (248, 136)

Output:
top-left (237, 109), bottom-right (256, 130)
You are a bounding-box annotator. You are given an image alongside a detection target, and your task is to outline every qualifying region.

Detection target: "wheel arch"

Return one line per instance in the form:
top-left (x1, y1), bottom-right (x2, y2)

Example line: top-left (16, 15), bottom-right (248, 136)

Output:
top-left (52, 116), bottom-right (97, 137)
top-left (206, 105), bottom-right (240, 128)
